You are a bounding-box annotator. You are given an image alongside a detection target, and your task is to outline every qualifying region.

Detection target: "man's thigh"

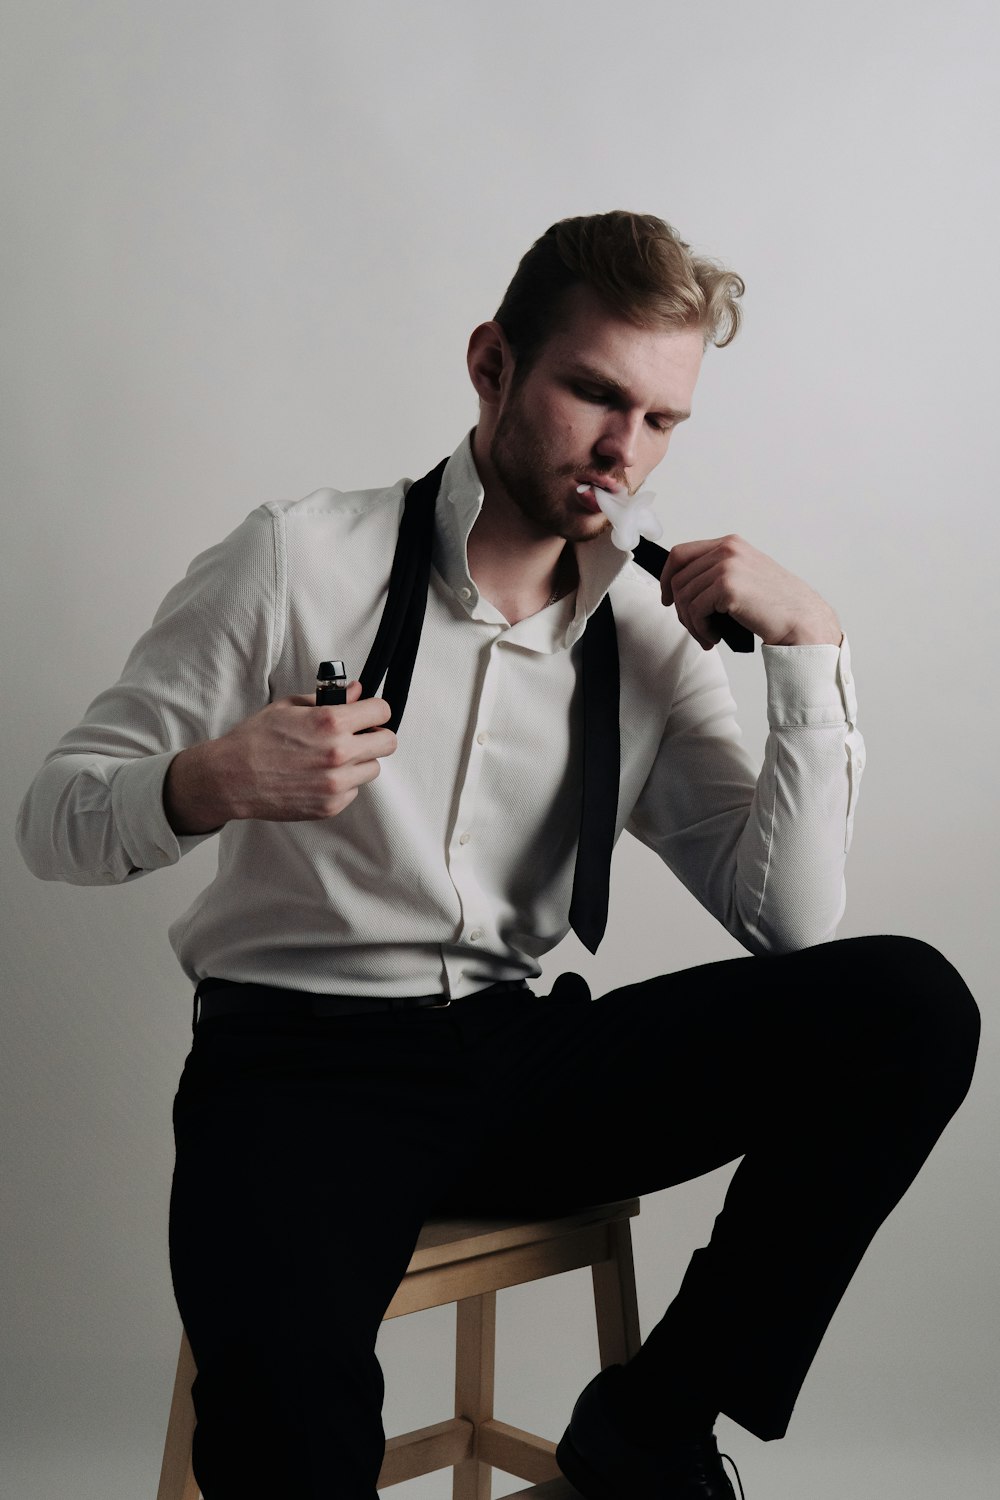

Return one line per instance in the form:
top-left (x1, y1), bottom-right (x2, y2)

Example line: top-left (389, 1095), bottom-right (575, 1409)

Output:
top-left (447, 937), bottom-right (911, 1215)
top-left (169, 1007), bottom-right (476, 1356)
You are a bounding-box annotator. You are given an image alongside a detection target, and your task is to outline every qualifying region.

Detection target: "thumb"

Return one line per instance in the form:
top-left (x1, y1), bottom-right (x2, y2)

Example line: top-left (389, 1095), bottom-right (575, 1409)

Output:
top-left (293, 679), bottom-right (365, 708)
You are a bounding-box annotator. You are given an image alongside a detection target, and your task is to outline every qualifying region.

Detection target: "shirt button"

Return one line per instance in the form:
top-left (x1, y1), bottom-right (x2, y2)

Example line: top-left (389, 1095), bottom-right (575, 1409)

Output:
top-left (469, 928), bottom-right (483, 942)
top-left (460, 586), bottom-right (472, 600)
top-left (477, 733), bottom-right (487, 745)
top-left (459, 832), bottom-right (471, 845)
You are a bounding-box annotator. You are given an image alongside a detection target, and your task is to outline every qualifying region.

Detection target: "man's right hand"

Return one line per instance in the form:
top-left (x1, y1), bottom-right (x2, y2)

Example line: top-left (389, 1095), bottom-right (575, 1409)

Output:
top-left (163, 681), bottom-right (397, 835)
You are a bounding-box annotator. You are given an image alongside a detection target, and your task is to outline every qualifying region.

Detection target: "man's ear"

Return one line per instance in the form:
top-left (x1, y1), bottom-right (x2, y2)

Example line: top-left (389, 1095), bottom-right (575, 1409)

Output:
top-left (467, 321), bottom-right (515, 408)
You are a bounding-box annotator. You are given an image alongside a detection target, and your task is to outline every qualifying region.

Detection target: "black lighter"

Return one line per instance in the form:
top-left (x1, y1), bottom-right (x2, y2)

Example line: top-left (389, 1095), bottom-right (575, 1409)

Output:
top-left (316, 660), bottom-right (348, 705)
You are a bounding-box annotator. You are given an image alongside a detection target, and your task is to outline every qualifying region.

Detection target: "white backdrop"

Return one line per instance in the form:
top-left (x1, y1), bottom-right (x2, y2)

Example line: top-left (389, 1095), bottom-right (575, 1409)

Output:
top-left (2, 3), bottom-right (998, 1497)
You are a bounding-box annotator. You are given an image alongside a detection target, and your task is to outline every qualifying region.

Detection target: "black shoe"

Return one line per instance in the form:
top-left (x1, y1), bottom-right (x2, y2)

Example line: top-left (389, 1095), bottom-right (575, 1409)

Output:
top-left (556, 1367), bottom-right (743, 1499)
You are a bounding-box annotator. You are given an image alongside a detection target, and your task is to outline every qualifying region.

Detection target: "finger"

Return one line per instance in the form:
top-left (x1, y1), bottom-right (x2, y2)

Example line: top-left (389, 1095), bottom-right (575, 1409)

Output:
top-left (665, 540), bottom-right (728, 585)
top-left (683, 576), bottom-right (729, 650)
top-left (661, 539), bottom-right (728, 606)
top-left (673, 597), bottom-right (719, 650)
top-left (344, 727), bottom-right (398, 765)
top-left (310, 695), bottom-right (393, 734)
top-left (667, 559), bottom-right (721, 647)
top-left (666, 559), bottom-right (727, 633)
top-left (343, 695), bottom-right (393, 731)
top-left (331, 755), bottom-right (385, 791)
top-left (663, 536), bottom-right (730, 577)
top-left (291, 679), bottom-right (365, 709)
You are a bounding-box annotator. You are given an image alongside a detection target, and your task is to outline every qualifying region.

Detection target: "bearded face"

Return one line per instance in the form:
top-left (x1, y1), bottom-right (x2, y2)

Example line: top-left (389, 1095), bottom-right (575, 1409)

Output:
top-left (478, 288), bottom-right (703, 545)
top-left (487, 379), bottom-right (616, 545)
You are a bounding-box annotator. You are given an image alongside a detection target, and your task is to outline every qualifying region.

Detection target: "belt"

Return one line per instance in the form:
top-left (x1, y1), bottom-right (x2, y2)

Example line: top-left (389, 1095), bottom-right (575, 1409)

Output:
top-left (193, 976), bottom-right (530, 1025)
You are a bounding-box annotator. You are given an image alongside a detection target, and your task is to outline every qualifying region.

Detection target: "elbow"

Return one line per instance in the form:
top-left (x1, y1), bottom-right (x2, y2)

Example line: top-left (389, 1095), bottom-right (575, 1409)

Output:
top-left (734, 880), bottom-right (846, 957)
top-left (14, 796), bottom-right (55, 881)
top-left (15, 790), bottom-right (134, 887)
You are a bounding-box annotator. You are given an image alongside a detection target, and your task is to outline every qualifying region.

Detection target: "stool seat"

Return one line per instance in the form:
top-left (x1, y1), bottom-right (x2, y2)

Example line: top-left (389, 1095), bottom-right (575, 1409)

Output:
top-left (157, 1197), bottom-right (641, 1499)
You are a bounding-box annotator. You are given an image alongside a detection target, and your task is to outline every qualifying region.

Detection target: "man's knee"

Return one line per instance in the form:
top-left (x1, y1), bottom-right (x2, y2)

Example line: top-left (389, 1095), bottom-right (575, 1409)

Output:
top-left (828, 934), bottom-right (980, 1097)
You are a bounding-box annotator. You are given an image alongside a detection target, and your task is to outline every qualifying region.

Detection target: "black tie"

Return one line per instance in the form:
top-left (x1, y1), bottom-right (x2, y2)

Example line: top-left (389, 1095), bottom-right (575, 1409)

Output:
top-left (358, 459), bottom-right (447, 720)
top-left (357, 461), bottom-right (752, 954)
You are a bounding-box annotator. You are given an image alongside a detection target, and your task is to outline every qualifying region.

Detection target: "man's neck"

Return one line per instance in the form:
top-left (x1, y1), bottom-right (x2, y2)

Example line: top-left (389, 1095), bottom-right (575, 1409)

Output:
top-left (467, 428), bottom-right (575, 625)
top-left (467, 507), bottom-right (575, 625)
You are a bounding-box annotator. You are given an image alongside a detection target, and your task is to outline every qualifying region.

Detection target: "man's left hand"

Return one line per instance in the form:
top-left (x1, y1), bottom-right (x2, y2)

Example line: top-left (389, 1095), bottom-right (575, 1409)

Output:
top-left (661, 534), bottom-right (843, 650)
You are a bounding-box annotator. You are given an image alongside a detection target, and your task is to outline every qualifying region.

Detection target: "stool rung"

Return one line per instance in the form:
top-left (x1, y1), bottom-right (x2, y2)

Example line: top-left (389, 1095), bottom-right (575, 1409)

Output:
top-left (477, 1418), bottom-right (559, 1483)
top-left (378, 1416), bottom-right (473, 1486)
top-left (497, 1479), bottom-right (583, 1498)
top-left (157, 1200), bottom-right (640, 1500)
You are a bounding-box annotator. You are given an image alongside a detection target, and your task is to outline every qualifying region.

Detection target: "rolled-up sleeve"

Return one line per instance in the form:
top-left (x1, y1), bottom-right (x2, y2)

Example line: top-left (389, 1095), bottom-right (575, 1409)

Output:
top-left (627, 635), bottom-right (865, 956)
top-left (16, 506), bottom-right (283, 884)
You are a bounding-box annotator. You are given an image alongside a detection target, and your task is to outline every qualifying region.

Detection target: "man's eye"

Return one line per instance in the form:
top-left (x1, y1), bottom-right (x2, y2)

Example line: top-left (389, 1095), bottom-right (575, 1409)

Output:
top-left (575, 385), bottom-right (606, 403)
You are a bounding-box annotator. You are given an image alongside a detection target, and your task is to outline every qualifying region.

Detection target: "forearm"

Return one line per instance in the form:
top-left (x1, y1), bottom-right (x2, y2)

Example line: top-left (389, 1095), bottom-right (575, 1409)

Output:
top-left (16, 749), bottom-right (210, 885)
top-left (17, 506), bottom-right (280, 885)
top-left (163, 741), bottom-right (230, 835)
top-left (731, 640), bottom-right (863, 951)
top-left (629, 634), bottom-right (863, 955)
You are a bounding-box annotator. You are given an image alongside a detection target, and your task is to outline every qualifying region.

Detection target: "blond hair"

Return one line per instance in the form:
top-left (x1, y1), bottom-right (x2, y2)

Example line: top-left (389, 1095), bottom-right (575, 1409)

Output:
top-left (495, 211), bottom-right (744, 371)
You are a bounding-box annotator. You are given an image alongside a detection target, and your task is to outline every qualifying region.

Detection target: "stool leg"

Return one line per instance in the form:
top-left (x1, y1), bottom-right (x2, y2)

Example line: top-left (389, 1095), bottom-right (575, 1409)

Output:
top-left (592, 1220), bottom-right (642, 1368)
top-left (156, 1330), bottom-right (201, 1500)
top-left (453, 1291), bottom-right (496, 1500)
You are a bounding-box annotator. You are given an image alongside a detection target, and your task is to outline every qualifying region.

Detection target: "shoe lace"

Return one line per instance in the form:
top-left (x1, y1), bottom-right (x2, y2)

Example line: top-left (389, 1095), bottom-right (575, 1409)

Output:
top-left (719, 1450), bottom-right (746, 1500)
top-left (679, 1434), bottom-right (746, 1499)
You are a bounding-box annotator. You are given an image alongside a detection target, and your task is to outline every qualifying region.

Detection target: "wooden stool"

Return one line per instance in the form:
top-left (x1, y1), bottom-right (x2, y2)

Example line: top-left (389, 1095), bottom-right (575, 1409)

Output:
top-left (156, 1197), bottom-right (641, 1499)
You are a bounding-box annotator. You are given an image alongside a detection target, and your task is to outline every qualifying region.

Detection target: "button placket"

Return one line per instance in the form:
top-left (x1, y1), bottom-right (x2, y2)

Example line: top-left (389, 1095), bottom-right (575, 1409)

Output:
top-left (447, 636), bottom-right (503, 946)
top-left (837, 640), bottom-right (865, 851)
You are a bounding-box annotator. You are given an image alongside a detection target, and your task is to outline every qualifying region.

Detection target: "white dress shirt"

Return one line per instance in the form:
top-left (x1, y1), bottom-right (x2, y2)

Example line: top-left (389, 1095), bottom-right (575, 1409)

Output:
top-left (17, 433), bottom-right (865, 997)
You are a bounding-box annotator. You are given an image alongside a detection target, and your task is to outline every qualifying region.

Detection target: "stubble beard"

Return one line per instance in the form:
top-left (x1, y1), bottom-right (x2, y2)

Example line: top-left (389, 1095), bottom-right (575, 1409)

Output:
top-left (488, 398), bottom-right (610, 545)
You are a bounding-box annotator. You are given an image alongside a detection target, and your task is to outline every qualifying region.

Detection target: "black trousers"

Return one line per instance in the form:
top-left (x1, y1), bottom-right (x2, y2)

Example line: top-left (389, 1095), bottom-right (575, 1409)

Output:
top-left (168, 936), bottom-right (979, 1499)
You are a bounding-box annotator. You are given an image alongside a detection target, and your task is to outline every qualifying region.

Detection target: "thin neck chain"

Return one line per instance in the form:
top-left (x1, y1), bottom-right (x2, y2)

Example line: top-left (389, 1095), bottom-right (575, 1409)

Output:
top-left (546, 548), bottom-right (578, 609)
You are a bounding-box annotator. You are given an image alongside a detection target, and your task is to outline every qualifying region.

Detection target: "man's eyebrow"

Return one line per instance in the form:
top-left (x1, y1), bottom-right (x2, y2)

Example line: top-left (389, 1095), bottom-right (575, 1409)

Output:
top-left (566, 363), bottom-right (691, 421)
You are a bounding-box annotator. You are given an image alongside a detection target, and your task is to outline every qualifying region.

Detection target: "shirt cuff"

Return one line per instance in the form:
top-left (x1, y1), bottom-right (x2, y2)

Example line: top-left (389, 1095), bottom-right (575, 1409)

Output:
top-left (762, 633), bottom-right (859, 729)
top-left (109, 751), bottom-right (208, 873)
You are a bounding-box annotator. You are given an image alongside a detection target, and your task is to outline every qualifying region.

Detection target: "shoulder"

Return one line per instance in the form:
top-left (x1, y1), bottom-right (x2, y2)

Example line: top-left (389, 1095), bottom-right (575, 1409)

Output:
top-left (266, 478), bottom-right (407, 532)
top-left (154, 475), bottom-right (403, 620)
top-left (262, 479), bottom-right (407, 576)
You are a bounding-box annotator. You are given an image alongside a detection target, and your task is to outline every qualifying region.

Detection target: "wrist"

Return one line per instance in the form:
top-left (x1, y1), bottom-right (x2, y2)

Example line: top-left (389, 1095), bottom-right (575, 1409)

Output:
top-left (767, 630), bottom-right (844, 647)
top-left (163, 741), bottom-right (229, 835)
top-left (765, 608), bottom-right (843, 648)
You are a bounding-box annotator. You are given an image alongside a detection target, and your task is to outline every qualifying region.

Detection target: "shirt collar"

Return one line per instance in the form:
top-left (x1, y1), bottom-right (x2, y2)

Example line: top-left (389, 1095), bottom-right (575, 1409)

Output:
top-left (433, 431), bottom-right (630, 655)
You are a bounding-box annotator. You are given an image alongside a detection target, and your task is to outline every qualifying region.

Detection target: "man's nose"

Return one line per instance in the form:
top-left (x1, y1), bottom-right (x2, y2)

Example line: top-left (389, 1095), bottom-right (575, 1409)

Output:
top-left (594, 412), bottom-right (643, 472)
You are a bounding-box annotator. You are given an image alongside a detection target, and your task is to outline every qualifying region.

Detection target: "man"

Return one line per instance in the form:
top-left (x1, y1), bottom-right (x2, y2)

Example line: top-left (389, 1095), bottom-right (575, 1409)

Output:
top-left (17, 212), bottom-right (979, 1499)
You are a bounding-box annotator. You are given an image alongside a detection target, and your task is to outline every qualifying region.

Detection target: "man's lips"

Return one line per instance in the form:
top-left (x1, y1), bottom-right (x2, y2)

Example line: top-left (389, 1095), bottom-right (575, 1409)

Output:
top-left (574, 485), bottom-right (603, 513)
top-left (575, 477), bottom-right (626, 514)
top-left (576, 474), bottom-right (625, 497)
